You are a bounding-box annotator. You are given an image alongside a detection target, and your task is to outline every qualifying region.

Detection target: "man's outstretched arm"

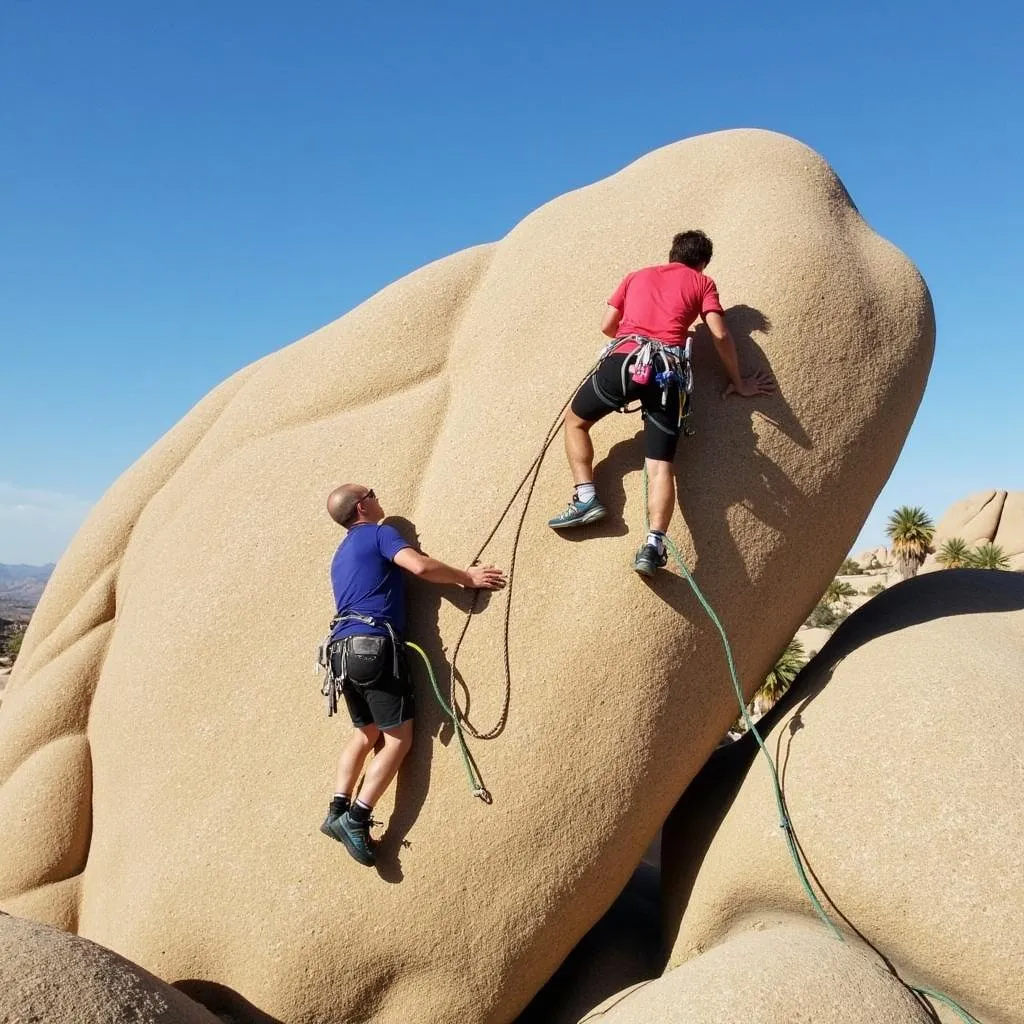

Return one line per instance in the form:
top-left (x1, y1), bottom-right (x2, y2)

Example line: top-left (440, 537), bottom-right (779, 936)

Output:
top-left (393, 548), bottom-right (506, 590)
top-left (703, 310), bottom-right (776, 399)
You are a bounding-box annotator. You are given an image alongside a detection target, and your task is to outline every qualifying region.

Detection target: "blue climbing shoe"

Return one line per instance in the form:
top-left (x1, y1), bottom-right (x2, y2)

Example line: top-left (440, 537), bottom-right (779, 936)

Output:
top-left (547, 495), bottom-right (607, 530)
top-left (327, 810), bottom-right (377, 866)
top-left (632, 543), bottom-right (667, 577)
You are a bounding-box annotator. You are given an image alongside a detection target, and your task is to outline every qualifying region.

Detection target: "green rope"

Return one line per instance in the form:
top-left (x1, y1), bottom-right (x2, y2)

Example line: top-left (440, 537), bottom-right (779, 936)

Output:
top-left (405, 641), bottom-right (490, 802)
top-left (641, 466), bottom-right (982, 1024)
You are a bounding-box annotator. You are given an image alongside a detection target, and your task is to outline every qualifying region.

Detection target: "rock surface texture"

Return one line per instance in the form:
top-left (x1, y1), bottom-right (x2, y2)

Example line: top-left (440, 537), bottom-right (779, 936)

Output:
top-left (579, 922), bottom-right (934, 1024)
top-left (0, 130), bottom-right (933, 1024)
top-left (0, 912), bottom-right (220, 1024)
top-left (924, 489), bottom-right (1024, 570)
top-left (663, 570), bottom-right (1024, 1024)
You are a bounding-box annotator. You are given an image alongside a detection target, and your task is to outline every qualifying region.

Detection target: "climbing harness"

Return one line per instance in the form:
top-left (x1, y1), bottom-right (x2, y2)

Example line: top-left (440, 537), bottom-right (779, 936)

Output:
top-left (591, 334), bottom-right (696, 436)
top-left (316, 612), bottom-right (402, 717)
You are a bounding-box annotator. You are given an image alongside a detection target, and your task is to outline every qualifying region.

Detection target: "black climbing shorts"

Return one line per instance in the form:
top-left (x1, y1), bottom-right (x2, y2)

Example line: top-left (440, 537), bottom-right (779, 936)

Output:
top-left (329, 636), bottom-right (415, 731)
top-left (570, 353), bottom-right (682, 462)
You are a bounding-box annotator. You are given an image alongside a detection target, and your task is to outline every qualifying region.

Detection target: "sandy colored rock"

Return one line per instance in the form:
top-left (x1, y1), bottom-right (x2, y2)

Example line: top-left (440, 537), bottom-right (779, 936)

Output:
top-left (517, 863), bottom-right (661, 1024)
top-left (664, 570), bottom-right (1024, 1024)
top-left (581, 922), bottom-right (933, 1023)
top-left (0, 912), bottom-right (220, 1024)
top-left (0, 129), bottom-right (933, 1024)
top-left (853, 545), bottom-right (888, 569)
top-left (924, 490), bottom-right (1024, 570)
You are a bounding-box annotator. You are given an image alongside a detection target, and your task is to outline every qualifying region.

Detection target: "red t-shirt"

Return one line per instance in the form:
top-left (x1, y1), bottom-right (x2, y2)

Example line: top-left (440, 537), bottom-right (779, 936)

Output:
top-left (608, 263), bottom-right (724, 354)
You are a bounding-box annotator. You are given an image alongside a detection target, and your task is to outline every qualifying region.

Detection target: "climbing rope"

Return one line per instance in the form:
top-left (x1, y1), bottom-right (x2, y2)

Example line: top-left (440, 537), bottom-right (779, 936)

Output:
top-left (445, 363), bottom-right (600, 743)
top-left (641, 465), bottom-right (983, 1024)
top-left (405, 641), bottom-right (488, 801)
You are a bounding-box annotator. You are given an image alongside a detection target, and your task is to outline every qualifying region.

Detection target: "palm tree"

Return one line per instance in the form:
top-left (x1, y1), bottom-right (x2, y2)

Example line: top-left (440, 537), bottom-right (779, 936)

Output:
top-left (966, 542), bottom-right (1010, 570)
top-left (886, 505), bottom-right (935, 579)
top-left (753, 638), bottom-right (807, 716)
top-left (936, 536), bottom-right (971, 568)
top-left (824, 579), bottom-right (857, 606)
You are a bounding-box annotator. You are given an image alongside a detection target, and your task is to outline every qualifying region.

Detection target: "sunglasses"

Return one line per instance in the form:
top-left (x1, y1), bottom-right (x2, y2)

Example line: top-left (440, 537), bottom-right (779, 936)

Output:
top-left (360, 488), bottom-right (376, 502)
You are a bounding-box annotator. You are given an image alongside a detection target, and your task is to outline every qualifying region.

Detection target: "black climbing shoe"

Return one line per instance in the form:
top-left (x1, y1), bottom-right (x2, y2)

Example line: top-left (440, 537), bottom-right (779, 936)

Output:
top-left (320, 811), bottom-right (341, 840)
top-left (327, 810), bottom-right (377, 867)
top-left (632, 543), bottom-right (667, 577)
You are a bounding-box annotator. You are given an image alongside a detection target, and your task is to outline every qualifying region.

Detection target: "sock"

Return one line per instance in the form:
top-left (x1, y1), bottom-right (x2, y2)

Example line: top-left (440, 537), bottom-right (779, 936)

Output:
top-left (350, 799), bottom-right (373, 824)
top-left (574, 482), bottom-right (596, 504)
top-left (647, 530), bottom-right (666, 555)
top-left (330, 793), bottom-right (350, 817)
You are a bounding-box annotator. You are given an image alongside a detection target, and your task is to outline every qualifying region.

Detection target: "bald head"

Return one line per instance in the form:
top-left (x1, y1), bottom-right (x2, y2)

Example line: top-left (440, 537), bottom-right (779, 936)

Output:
top-left (327, 483), bottom-right (370, 527)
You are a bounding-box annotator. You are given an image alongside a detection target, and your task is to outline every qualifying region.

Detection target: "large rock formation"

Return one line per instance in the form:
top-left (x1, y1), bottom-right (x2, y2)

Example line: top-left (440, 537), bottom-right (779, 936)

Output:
top-left (662, 570), bottom-right (1024, 1024)
top-left (0, 912), bottom-right (220, 1024)
top-left (924, 489), bottom-right (1024, 570)
top-left (0, 129), bottom-right (933, 1023)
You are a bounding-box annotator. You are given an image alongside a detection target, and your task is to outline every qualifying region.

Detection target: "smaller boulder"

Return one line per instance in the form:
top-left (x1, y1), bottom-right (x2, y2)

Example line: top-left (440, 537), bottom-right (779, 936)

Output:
top-left (579, 923), bottom-right (932, 1024)
top-left (0, 912), bottom-right (221, 1024)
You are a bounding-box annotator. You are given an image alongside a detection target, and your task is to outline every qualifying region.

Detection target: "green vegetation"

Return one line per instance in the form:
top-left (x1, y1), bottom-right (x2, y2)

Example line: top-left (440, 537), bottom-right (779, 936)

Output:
top-left (838, 558), bottom-right (864, 575)
top-left (824, 579), bottom-right (857, 606)
top-left (886, 505), bottom-right (935, 579)
top-left (759, 637), bottom-right (807, 708)
top-left (0, 626), bottom-right (25, 661)
top-left (936, 536), bottom-right (971, 568)
top-left (735, 638), bottom-right (809, 733)
top-left (865, 582), bottom-right (886, 596)
top-left (967, 542), bottom-right (1011, 570)
top-left (935, 536), bottom-right (1010, 570)
top-left (804, 601), bottom-right (850, 629)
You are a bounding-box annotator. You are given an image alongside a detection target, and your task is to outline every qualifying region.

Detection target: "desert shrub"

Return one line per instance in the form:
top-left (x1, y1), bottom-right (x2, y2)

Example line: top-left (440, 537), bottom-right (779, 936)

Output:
top-left (866, 582), bottom-right (886, 596)
top-left (839, 558), bottom-right (864, 575)
top-left (804, 602), bottom-right (837, 628)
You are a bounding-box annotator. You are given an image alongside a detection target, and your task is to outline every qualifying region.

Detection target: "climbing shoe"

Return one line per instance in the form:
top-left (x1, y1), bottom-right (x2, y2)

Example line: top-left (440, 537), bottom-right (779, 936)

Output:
top-left (320, 811), bottom-right (341, 840)
top-left (632, 543), bottom-right (667, 577)
top-left (327, 810), bottom-right (377, 867)
top-left (547, 496), bottom-right (607, 530)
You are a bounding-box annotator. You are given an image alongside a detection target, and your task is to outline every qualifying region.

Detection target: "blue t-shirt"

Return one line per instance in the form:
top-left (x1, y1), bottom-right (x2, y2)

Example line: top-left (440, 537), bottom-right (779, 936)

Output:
top-left (329, 524), bottom-right (411, 641)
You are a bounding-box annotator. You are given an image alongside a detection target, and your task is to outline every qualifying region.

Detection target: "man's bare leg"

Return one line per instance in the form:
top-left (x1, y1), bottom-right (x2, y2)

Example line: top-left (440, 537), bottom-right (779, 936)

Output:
top-left (353, 720), bottom-right (414, 808)
top-left (334, 723), bottom-right (381, 797)
top-left (645, 458), bottom-right (675, 533)
top-left (564, 410), bottom-right (596, 485)
top-left (548, 410), bottom-right (609, 528)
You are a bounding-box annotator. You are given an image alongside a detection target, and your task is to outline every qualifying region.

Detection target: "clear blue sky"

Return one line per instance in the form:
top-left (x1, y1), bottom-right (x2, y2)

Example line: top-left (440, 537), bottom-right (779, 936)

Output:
top-left (2, 0), bottom-right (1022, 564)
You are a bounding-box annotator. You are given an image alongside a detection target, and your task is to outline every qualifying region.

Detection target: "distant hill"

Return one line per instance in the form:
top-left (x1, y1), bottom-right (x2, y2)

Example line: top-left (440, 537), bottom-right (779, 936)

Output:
top-left (0, 564), bottom-right (53, 621)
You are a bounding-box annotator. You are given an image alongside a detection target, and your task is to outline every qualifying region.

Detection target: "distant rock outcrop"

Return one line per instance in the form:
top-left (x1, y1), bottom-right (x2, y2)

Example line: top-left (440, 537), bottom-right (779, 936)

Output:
top-left (853, 545), bottom-right (889, 569)
top-left (923, 490), bottom-right (1024, 570)
top-left (0, 129), bottom-right (933, 1024)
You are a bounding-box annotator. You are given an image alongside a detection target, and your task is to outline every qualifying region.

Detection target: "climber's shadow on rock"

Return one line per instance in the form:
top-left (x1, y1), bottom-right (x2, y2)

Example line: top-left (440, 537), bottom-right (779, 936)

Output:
top-left (370, 516), bottom-right (495, 882)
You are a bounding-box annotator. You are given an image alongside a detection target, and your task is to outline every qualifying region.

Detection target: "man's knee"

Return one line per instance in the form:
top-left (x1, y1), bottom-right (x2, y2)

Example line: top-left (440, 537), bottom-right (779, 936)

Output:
top-left (645, 457), bottom-right (674, 479)
top-left (565, 409), bottom-right (593, 431)
top-left (381, 719), bottom-right (414, 751)
top-left (349, 724), bottom-right (380, 750)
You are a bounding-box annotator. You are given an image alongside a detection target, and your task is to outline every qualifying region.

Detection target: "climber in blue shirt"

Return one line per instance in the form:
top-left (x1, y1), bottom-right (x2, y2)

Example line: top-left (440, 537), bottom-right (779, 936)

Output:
top-left (320, 483), bottom-right (505, 866)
